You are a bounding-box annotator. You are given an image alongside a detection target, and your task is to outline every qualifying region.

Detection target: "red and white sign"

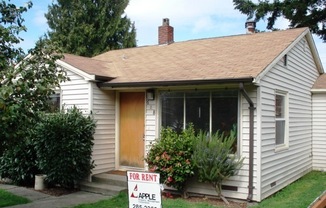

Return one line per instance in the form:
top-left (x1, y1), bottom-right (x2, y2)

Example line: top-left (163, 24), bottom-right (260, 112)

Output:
top-left (127, 171), bottom-right (162, 208)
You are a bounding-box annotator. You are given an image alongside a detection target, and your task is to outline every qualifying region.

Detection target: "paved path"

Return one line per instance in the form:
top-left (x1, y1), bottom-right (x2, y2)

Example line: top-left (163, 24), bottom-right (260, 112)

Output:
top-left (0, 184), bottom-right (110, 208)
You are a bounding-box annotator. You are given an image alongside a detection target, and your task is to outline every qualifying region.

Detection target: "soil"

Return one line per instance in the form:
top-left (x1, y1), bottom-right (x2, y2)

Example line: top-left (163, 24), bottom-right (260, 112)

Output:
top-left (32, 186), bottom-right (79, 196)
top-left (163, 192), bottom-right (249, 208)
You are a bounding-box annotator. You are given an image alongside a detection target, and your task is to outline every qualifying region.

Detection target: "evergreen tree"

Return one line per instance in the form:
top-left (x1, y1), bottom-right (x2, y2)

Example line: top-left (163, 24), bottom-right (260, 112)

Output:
top-left (45, 0), bottom-right (136, 57)
top-left (233, 0), bottom-right (326, 42)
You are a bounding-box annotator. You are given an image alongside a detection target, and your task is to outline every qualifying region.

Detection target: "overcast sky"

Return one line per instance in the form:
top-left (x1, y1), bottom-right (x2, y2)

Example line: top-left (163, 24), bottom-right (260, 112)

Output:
top-left (16, 0), bottom-right (326, 68)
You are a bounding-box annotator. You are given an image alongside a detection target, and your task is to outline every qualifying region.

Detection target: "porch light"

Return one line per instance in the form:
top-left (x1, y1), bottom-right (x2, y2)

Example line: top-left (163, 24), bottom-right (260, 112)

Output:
top-left (146, 89), bottom-right (155, 101)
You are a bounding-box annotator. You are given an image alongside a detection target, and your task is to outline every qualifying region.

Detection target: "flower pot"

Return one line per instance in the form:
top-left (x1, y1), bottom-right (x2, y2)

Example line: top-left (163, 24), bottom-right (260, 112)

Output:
top-left (34, 174), bottom-right (46, 190)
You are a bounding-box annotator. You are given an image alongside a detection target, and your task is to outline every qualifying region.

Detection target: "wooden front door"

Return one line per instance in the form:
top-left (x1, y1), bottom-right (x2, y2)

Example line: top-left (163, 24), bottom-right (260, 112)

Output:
top-left (119, 92), bottom-right (145, 168)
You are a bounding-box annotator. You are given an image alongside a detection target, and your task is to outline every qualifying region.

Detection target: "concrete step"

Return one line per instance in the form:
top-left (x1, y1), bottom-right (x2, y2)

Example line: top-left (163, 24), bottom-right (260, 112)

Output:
top-left (92, 173), bottom-right (127, 187)
top-left (79, 181), bottom-right (127, 196)
top-left (79, 172), bottom-right (128, 196)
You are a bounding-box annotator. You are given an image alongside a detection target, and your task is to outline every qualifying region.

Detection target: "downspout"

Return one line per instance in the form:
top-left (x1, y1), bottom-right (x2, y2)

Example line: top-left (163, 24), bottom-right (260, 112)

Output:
top-left (239, 82), bottom-right (255, 201)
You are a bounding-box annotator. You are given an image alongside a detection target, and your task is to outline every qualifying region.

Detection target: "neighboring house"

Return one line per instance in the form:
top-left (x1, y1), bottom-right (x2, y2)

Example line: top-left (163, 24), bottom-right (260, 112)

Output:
top-left (55, 19), bottom-right (325, 202)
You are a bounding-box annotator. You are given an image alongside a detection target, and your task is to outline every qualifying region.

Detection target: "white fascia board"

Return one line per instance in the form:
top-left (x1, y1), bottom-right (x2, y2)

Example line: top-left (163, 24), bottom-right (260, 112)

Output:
top-left (311, 89), bottom-right (326, 93)
top-left (56, 59), bottom-right (96, 81)
top-left (253, 29), bottom-right (311, 84)
top-left (306, 31), bottom-right (324, 74)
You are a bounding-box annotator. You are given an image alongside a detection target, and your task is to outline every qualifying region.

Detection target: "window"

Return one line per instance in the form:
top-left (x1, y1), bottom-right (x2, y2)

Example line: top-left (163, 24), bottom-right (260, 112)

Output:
top-left (161, 89), bottom-right (238, 138)
top-left (275, 91), bottom-right (288, 148)
top-left (49, 92), bottom-right (61, 112)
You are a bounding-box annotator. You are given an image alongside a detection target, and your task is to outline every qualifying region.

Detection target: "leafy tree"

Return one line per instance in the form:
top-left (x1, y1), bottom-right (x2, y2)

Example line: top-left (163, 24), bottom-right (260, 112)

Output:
top-left (233, 0), bottom-right (326, 41)
top-left (45, 0), bottom-right (137, 57)
top-left (0, 0), bottom-right (68, 155)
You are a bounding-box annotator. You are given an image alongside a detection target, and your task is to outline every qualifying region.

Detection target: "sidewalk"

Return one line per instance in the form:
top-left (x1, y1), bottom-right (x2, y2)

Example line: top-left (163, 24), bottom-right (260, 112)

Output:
top-left (0, 184), bottom-right (110, 208)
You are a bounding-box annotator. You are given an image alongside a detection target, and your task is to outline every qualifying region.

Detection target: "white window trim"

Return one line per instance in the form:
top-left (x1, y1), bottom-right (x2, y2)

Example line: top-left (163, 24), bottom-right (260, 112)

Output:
top-left (275, 90), bottom-right (289, 152)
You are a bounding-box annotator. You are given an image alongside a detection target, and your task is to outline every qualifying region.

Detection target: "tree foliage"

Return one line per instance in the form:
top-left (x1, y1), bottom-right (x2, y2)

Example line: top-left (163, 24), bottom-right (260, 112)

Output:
top-left (34, 107), bottom-right (96, 188)
top-left (233, 0), bottom-right (326, 41)
top-left (0, 1), bottom-right (68, 155)
top-left (45, 0), bottom-right (137, 57)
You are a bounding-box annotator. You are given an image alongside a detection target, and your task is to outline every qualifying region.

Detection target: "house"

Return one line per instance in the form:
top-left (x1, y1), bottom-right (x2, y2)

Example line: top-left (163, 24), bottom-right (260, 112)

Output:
top-left (55, 18), bottom-right (325, 202)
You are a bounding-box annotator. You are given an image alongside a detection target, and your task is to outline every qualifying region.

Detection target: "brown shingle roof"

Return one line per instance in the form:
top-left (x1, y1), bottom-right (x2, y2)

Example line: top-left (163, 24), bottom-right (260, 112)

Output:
top-left (61, 54), bottom-right (118, 79)
top-left (61, 27), bottom-right (310, 85)
top-left (313, 74), bottom-right (326, 89)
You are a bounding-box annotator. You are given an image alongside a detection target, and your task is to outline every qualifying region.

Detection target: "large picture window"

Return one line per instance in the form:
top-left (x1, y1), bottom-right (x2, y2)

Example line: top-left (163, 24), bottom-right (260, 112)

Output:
top-left (161, 90), bottom-right (238, 135)
top-left (275, 91), bottom-right (288, 147)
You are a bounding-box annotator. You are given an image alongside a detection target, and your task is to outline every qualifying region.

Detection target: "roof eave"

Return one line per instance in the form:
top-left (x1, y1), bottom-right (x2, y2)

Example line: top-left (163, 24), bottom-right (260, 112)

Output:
top-left (56, 60), bottom-right (114, 81)
top-left (97, 77), bottom-right (254, 89)
top-left (253, 28), bottom-right (324, 84)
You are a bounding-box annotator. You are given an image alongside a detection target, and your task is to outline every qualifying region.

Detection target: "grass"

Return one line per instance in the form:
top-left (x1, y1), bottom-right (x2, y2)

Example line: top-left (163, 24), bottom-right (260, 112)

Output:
top-left (74, 171), bottom-right (326, 208)
top-left (73, 191), bottom-right (216, 208)
top-left (253, 171), bottom-right (326, 208)
top-left (0, 189), bottom-right (30, 207)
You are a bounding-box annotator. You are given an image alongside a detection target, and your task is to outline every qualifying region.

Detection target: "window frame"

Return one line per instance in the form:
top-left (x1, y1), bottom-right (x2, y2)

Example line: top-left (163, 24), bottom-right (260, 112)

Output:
top-left (159, 89), bottom-right (240, 152)
top-left (274, 90), bottom-right (289, 152)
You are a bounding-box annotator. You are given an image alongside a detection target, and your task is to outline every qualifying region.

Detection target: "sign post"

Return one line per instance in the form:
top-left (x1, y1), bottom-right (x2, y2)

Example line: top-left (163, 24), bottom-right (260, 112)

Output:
top-left (127, 171), bottom-right (162, 208)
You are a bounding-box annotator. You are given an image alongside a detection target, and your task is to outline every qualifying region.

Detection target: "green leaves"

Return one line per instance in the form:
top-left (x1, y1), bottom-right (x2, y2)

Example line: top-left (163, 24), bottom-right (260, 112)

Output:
top-left (145, 125), bottom-right (196, 193)
top-left (45, 0), bottom-right (136, 57)
top-left (192, 129), bottom-right (243, 197)
top-left (233, 0), bottom-right (326, 41)
top-left (33, 107), bottom-right (96, 188)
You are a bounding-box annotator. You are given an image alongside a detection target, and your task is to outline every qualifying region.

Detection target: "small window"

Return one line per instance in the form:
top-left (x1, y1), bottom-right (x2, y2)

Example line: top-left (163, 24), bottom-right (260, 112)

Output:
top-left (49, 92), bottom-right (61, 112)
top-left (282, 54), bottom-right (287, 66)
top-left (275, 91), bottom-right (288, 149)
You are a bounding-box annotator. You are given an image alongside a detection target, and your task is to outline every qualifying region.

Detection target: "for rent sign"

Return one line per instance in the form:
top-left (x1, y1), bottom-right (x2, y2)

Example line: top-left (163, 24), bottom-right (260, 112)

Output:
top-left (127, 171), bottom-right (162, 208)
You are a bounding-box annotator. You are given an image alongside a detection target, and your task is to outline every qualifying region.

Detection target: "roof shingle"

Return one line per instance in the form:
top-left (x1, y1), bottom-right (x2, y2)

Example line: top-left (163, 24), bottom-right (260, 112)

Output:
top-left (61, 27), bottom-right (309, 85)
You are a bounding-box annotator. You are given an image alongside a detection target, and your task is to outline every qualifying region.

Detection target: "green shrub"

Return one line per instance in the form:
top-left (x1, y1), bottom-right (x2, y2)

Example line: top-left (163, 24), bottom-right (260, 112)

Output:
top-left (0, 137), bottom-right (40, 186)
top-left (192, 129), bottom-right (243, 204)
top-left (145, 125), bottom-right (196, 195)
top-left (34, 107), bottom-right (96, 188)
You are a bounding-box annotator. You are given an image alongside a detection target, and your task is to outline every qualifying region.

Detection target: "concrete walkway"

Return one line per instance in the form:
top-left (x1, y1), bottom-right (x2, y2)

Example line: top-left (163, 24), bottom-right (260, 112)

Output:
top-left (0, 184), bottom-right (110, 208)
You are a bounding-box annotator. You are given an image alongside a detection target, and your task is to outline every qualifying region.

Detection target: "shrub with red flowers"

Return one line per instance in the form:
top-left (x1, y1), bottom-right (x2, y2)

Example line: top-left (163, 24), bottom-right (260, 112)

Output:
top-left (145, 125), bottom-right (196, 196)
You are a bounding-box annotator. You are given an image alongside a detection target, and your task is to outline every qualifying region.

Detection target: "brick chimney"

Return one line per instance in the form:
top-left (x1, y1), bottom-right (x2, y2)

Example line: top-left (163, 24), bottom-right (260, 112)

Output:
top-left (245, 20), bottom-right (256, 34)
top-left (158, 18), bottom-right (174, 45)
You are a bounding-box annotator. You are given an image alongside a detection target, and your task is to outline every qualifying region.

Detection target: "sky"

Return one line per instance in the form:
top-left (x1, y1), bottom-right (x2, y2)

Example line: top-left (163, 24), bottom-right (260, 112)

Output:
top-left (15, 0), bottom-right (326, 68)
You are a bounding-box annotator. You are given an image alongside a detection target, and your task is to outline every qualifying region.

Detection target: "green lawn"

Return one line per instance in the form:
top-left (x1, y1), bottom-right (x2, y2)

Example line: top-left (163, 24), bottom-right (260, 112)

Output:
top-left (0, 189), bottom-right (30, 207)
top-left (253, 171), bottom-right (326, 208)
top-left (75, 171), bottom-right (326, 208)
top-left (74, 171), bottom-right (326, 208)
top-left (73, 191), bottom-right (217, 208)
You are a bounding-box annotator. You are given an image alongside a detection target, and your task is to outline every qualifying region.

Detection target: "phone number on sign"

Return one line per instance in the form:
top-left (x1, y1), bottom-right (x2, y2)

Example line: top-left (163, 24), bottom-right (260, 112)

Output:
top-left (132, 204), bottom-right (158, 208)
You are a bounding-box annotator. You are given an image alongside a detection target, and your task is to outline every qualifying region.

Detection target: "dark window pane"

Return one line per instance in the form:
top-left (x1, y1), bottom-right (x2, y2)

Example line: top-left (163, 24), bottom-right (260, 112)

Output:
top-left (212, 91), bottom-right (238, 134)
top-left (185, 92), bottom-right (210, 133)
top-left (49, 93), bottom-right (60, 112)
top-left (161, 92), bottom-right (184, 133)
top-left (275, 95), bottom-right (284, 118)
top-left (276, 120), bottom-right (285, 145)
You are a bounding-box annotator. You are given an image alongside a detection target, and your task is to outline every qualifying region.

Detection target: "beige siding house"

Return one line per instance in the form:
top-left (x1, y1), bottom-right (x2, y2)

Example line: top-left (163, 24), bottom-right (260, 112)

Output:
top-left (312, 74), bottom-right (326, 172)
top-left (55, 19), bottom-right (324, 202)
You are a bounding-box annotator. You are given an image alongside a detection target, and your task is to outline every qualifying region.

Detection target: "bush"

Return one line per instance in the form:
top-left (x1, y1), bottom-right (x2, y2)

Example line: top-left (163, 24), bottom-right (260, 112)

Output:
top-left (0, 137), bottom-right (40, 186)
top-left (145, 125), bottom-right (196, 196)
top-left (192, 129), bottom-right (243, 204)
top-left (33, 107), bottom-right (96, 188)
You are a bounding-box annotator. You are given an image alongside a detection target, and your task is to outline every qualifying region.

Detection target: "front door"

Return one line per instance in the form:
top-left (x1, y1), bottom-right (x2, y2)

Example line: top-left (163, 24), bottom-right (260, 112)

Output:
top-left (119, 92), bottom-right (145, 168)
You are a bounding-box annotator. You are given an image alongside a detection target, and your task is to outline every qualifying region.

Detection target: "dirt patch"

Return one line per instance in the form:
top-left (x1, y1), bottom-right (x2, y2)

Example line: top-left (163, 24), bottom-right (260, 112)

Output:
top-left (33, 186), bottom-right (79, 196)
top-left (163, 192), bottom-right (249, 208)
